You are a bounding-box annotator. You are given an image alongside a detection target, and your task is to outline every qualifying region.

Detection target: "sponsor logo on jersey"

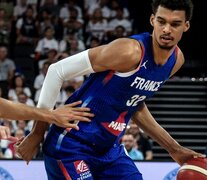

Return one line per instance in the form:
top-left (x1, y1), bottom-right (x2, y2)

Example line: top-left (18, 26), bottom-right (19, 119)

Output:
top-left (101, 111), bottom-right (127, 136)
top-left (74, 160), bottom-right (92, 180)
top-left (74, 160), bottom-right (89, 174)
top-left (140, 60), bottom-right (148, 69)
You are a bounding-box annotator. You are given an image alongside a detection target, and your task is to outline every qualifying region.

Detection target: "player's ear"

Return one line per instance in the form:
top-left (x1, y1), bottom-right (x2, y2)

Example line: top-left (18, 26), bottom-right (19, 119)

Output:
top-left (150, 14), bottom-right (155, 27)
top-left (184, 21), bottom-right (190, 32)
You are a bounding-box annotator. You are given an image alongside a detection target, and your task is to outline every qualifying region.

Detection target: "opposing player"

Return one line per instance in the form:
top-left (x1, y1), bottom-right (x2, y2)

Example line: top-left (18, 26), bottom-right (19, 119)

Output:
top-left (16, 0), bottom-right (205, 179)
top-left (0, 98), bottom-right (94, 140)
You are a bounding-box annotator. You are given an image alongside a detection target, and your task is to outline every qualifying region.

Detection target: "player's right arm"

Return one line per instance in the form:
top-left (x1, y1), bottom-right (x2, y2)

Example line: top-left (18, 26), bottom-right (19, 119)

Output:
top-left (16, 38), bottom-right (143, 163)
top-left (31, 38), bottom-right (142, 137)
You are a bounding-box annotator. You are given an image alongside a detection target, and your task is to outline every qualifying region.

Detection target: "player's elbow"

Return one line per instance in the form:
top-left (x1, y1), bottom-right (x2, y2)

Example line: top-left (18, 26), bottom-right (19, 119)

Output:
top-left (47, 63), bottom-right (56, 73)
top-left (47, 63), bottom-right (64, 81)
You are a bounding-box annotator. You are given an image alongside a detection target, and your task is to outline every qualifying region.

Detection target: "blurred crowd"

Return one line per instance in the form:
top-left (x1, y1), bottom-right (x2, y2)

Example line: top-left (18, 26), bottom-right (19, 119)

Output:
top-left (0, 0), bottom-right (153, 160)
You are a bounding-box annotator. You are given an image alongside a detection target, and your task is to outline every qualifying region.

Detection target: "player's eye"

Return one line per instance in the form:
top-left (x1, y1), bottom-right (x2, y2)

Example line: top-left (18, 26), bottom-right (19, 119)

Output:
top-left (157, 19), bottom-right (165, 25)
top-left (171, 23), bottom-right (181, 28)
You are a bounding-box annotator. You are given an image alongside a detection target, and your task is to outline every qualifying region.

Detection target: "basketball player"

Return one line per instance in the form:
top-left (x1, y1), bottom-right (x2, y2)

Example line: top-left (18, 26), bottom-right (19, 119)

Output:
top-left (16, 0), bottom-right (206, 179)
top-left (0, 98), bottom-right (94, 140)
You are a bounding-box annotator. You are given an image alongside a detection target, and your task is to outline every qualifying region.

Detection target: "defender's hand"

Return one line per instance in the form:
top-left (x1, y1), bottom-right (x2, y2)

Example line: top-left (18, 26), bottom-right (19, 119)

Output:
top-left (50, 101), bottom-right (94, 129)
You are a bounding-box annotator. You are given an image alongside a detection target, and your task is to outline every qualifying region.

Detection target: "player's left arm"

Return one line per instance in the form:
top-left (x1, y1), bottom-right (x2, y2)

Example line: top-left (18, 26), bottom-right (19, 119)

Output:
top-left (169, 46), bottom-right (185, 77)
top-left (132, 103), bottom-right (205, 165)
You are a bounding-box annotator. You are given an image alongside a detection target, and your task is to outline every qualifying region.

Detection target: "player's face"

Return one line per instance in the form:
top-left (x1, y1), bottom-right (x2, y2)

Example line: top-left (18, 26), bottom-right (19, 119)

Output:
top-left (150, 6), bottom-right (190, 50)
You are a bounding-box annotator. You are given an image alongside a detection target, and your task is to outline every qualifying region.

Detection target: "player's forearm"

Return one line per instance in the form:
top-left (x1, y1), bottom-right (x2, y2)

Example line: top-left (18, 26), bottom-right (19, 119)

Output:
top-left (0, 98), bottom-right (35, 120)
top-left (32, 63), bottom-right (64, 135)
top-left (23, 107), bottom-right (55, 123)
top-left (0, 98), bottom-right (50, 122)
top-left (31, 51), bottom-right (94, 136)
top-left (146, 123), bottom-right (180, 154)
top-left (31, 120), bottom-right (49, 138)
top-left (133, 103), bottom-right (181, 154)
top-left (36, 50), bottom-right (94, 111)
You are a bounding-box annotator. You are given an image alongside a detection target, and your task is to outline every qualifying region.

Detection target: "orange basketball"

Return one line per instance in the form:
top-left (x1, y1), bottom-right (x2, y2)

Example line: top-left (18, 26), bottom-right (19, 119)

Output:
top-left (176, 157), bottom-right (207, 180)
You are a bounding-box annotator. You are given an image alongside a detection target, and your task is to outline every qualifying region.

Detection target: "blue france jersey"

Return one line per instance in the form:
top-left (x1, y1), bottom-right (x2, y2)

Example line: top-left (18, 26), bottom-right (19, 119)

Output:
top-left (45, 32), bottom-right (177, 155)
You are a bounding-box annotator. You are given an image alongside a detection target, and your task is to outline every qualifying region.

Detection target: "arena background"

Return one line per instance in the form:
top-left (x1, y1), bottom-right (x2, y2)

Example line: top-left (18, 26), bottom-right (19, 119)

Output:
top-left (0, 0), bottom-right (206, 180)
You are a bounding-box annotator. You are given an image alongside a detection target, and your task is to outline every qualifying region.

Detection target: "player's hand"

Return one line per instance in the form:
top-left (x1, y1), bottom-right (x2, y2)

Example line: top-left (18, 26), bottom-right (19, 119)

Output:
top-left (169, 146), bottom-right (206, 165)
top-left (14, 133), bottom-right (41, 164)
top-left (50, 101), bottom-right (94, 129)
top-left (0, 125), bottom-right (18, 141)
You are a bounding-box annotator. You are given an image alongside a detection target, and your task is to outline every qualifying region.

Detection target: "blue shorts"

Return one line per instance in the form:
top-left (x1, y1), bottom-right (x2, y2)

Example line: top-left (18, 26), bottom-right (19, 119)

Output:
top-left (43, 145), bottom-right (143, 180)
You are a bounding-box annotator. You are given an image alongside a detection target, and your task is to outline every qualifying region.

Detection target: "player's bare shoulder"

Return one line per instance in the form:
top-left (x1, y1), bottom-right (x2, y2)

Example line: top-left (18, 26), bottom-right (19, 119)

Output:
top-left (109, 38), bottom-right (142, 72)
top-left (89, 38), bottom-right (142, 73)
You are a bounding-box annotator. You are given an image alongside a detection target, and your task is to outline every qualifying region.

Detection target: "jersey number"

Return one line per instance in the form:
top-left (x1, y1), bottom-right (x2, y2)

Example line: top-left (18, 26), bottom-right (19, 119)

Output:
top-left (126, 95), bottom-right (146, 107)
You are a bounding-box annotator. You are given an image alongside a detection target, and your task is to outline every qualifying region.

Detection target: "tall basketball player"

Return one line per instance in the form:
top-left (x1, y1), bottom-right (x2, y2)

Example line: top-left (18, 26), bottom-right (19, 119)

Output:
top-left (16, 0), bottom-right (205, 179)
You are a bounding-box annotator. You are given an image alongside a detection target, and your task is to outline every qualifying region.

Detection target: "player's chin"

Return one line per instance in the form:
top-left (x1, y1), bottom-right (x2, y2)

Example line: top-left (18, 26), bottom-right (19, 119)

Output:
top-left (158, 43), bottom-right (174, 50)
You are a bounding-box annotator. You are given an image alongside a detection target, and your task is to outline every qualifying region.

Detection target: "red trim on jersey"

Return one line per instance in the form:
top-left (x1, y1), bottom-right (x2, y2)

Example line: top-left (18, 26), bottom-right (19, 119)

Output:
top-left (175, 46), bottom-right (179, 59)
top-left (103, 70), bottom-right (115, 84)
top-left (57, 160), bottom-right (72, 180)
top-left (140, 41), bottom-right (145, 60)
top-left (136, 41), bottom-right (145, 71)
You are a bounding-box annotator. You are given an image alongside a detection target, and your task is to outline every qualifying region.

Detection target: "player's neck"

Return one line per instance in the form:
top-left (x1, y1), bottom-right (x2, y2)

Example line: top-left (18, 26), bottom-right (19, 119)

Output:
top-left (152, 42), bottom-right (176, 66)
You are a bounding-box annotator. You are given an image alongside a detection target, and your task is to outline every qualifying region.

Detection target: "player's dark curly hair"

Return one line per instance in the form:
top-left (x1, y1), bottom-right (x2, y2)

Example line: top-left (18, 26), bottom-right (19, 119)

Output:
top-left (151, 0), bottom-right (194, 21)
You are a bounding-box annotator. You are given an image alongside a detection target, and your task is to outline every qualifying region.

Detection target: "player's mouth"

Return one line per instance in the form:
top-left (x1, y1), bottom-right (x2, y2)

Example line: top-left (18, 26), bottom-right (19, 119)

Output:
top-left (160, 35), bottom-right (173, 43)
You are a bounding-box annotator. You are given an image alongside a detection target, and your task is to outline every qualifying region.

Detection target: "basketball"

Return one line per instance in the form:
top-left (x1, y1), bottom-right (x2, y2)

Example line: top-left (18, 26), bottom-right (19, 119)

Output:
top-left (176, 157), bottom-right (207, 180)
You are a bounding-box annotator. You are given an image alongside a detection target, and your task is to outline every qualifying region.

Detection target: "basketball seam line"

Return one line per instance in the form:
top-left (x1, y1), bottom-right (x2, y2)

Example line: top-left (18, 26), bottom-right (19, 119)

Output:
top-left (179, 165), bottom-right (207, 176)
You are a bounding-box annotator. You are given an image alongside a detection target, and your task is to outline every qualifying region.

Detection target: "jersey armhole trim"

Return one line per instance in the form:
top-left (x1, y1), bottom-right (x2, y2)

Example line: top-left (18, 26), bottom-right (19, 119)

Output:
top-left (115, 40), bottom-right (145, 77)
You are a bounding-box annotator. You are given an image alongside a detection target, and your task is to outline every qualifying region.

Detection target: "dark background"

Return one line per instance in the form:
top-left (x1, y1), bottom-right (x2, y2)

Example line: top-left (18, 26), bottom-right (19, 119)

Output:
top-left (127, 0), bottom-right (207, 77)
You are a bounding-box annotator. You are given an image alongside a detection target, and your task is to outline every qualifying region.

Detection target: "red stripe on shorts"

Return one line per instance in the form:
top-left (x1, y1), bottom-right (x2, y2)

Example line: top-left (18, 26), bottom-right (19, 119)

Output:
top-left (57, 160), bottom-right (72, 180)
